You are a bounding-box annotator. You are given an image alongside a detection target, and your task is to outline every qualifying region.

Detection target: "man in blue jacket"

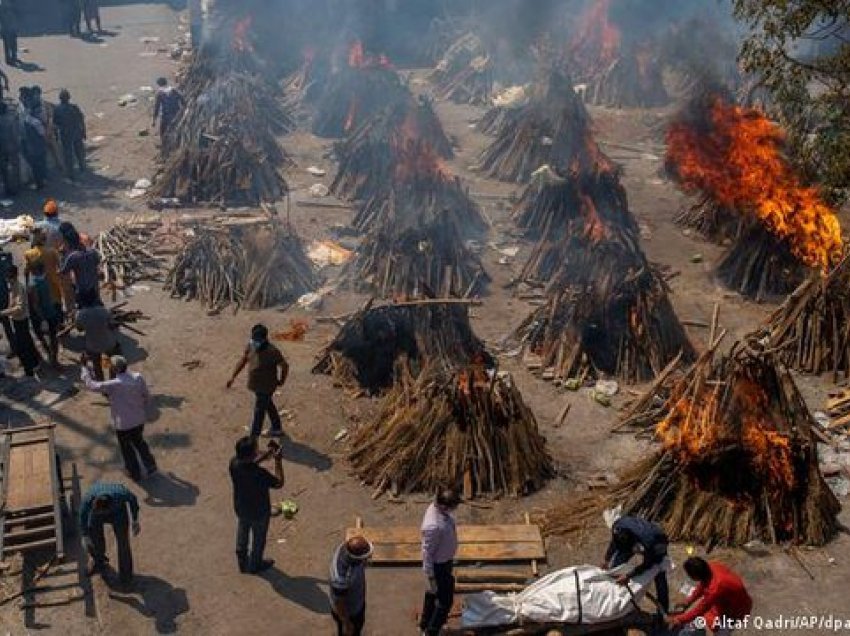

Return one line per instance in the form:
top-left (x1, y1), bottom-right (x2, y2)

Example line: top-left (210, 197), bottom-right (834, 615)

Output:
top-left (79, 482), bottom-right (140, 584)
top-left (603, 515), bottom-right (669, 613)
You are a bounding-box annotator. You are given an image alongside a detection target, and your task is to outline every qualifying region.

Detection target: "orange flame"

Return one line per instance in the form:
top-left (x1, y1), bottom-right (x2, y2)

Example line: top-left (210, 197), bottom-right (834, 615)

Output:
top-left (347, 39), bottom-right (393, 70)
top-left (232, 16), bottom-right (253, 53)
top-left (569, 0), bottom-right (621, 76)
top-left (666, 96), bottom-right (841, 271)
top-left (393, 140), bottom-right (449, 182)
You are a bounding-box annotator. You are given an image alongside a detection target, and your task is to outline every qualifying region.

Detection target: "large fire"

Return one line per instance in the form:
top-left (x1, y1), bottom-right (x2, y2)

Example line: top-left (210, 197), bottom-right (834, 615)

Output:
top-left (666, 96), bottom-right (841, 271)
top-left (656, 376), bottom-right (796, 493)
top-left (568, 0), bottom-right (621, 76)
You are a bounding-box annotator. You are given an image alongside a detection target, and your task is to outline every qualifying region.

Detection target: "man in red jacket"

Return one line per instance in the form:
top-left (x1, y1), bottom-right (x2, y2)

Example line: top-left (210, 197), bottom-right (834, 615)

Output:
top-left (667, 557), bottom-right (753, 635)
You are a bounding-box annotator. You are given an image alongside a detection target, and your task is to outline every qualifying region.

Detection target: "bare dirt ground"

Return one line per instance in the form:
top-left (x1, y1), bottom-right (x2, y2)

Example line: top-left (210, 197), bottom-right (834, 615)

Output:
top-left (0, 4), bottom-right (849, 635)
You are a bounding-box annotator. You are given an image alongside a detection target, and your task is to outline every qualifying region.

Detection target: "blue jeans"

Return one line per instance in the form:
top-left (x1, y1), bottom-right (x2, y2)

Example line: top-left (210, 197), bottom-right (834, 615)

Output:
top-left (251, 392), bottom-right (282, 437)
top-left (236, 515), bottom-right (270, 572)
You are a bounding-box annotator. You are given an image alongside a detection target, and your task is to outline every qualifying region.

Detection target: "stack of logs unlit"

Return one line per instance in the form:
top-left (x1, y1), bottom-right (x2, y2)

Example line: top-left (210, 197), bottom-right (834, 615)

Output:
top-left (346, 210), bottom-right (488, 299)
top-left (312, 301), bottom-right (489, 395)
top-left (165, 220), bottom-right (318, 311)
top-left (331, 96), bottom-right (453, 202)
top-left (428, 33), bottom-right (493, 105)
top-left (97, 218), bottom-right (175, 293)
top-left (348, 363), bottom-right (553, 499)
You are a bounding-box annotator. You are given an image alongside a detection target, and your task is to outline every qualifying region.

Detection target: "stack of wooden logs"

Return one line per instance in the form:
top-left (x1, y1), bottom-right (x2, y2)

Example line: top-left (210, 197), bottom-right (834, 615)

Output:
top-left (348, 363), bottom-right (553, 499)
top-left (578, 44), bottom-right (670, 109)
top-left (346, 210), bottom-right (488, 299)
top-left (474, 68), bottom-right (596, 183)
top-left (428, 33), bottom-right (493, 105)
top-left (331, 95), bottom-right (454, 202)
top-left (673, 195), bottom-right (742, 244)
top-left (97, 218), bottom-right (174, 291)
top-left (165, 221), bottom-right (318, 311)
top-left (313, 300), bottom-right (489, 395)
top-left (613, 342), bottom-right (840, 546)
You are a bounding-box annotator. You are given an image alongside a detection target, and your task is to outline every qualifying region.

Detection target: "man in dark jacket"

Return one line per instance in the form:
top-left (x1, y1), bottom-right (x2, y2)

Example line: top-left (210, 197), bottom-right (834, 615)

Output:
top-left (0, 101), bottom-right (20, 196)
top-left (603, 515), bottom-right (670, 612)
top-left (152, 77), bottom-right (183, 146)
top-left (0, 0), bottom-right (19, 66)
top-left (79, 481), bottom-right (140, 584)
top-left (229, 436), bottom-right (284, 574)
top-left (53, 89), bottom-right (87, 179)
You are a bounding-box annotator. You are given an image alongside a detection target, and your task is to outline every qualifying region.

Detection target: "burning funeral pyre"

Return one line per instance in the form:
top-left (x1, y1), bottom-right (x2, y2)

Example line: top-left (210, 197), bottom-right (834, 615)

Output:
top-left (428, 33), bottom-right (493, 105)
top-left (475, 68), bottom-right (594, 184)
top-left (150, 19), bottom-right (294, 206)
top-left (348, 363), bottom-right (553, 499)
top-left (567, 0), bottom-right (668, 108)
top-left (165, 220), bottom-right (318, 311)
top-left (614, 343), bottom-right (839, 546)
top-left (752, 253), bottom-right (850, 381)
top-left (666, 89), bottom-right (842, 301)
top-left (313, 301), bottom-right (488, 395)
top-left (311, 41), bottom-right (409, 138)
top-left (331, 95), bottom-right (453, 203)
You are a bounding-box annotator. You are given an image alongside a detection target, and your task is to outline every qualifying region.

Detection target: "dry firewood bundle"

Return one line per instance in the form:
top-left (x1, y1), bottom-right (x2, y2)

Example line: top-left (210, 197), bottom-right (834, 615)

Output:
top-left (428, 33), bottom-right (493, 105)
top-left (150, 72), bottom-right (293, 206)
top-left (673, 196), bottom-right (743, 244)
top-left (312, 64), bottom-right (408, 138)
top-left (512, 166), bottom-right (636, 241)
top-left (510, 256), bottom-right (694, 384)
top-left (477, 106), bottom-right (519, 136)
top-left (753, 253), bottom-right (850, 381)
top-left (331, 96), bottom-right (453, 202)
top-left (352, 172), bottom-right (487, 237)
top-left (716, 223), bottom-right (809, 303)
top-left (345, 211), bottom-right (489, 299)
top-left (313, 301), bottom-right (490, 394)
top-left (165, 222), bottom-right (318, 311)
top-left (348, 364), bottom-right (553, 498)
top-left (474, 69), bottom-right (598, 183)
top-left (96, 218), bottom-right (171, 290)
top-left (612, 343), bottom-right (840, 546)
top-left (581, 44), bottom-right (669, 109)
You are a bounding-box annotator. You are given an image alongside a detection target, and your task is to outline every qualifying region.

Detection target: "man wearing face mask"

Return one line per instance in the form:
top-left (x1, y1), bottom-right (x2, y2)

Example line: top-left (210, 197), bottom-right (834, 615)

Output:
top-left (420, 488), bottom-right (461, 636)
top-left (226, 324), bottom-right (289, 438)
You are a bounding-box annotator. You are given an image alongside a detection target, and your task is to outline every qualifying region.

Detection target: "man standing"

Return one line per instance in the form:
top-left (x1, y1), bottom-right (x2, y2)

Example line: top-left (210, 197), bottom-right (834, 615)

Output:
top-left (0, 247), bottom-right (15, 356)
top-left (79, 481), bottom-right (140, 584)
top-left (0, 101), bottom-right (20, 196)
top-left (81, 354), bottom-right (157, 481)
top-left (39, 201), bottom-right (75, 320)
top-left (82, 0), bottom-right (101, 34)
top-left (229, 436), bottom-right (283, 574)
top-left (1, 265), bottom-right (41, 377)
top-left (75, 291), bottom-right (117, 381)
top-left (420, 488), bottom-right (461, 636)
top-left (63, 0), bottom-right (82, 37)
top-left (602, 515), bottom-right (670, 613)
top-left (53, 90), bottom-right (87, 180)
top-left (667, 557), bottom-right (753, 635)
top-left (226, 324), bottom-right (289, 438)
top-left (24, 228), bottom-right (63, 315)
top-left (59, 222), bottom-right (101, 305)
top-left (329, 536), bottom-right (373, 636)
top-left (0, 0), bottom-right (19, 66)
top-left (152, 77), bottom-right (184, 146)
top-left (27, 261), bottom-right (61, 366)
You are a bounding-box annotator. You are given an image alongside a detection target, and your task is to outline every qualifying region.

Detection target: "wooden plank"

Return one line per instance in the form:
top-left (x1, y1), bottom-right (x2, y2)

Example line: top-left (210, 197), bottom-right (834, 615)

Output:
top-left (3, 525), bottom-right (55, 540)
top-left (455, 568), bottom-right (531, 583)
top-left (363, 541), bottom-right (545, 564)
top-left (456, 582), bottom-right (525, 593)
top-left (2, 537), bottom-right (56, 553)
top-left (345, 524), bottom-right (542, 545)
top-left (5, 442), bottom-right (53, 512)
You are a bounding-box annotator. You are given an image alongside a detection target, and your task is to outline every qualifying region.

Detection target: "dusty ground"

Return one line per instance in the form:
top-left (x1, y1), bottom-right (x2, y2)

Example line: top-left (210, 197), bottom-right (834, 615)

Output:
top-left (0, 4), bottom-right (849, 635)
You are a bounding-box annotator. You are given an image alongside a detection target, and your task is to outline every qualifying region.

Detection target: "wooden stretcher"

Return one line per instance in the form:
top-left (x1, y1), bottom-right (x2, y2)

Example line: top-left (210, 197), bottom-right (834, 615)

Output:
top-left (443, 609), bottom-right (656, 635)
top-left (0, 425), bottom-right (68, 561)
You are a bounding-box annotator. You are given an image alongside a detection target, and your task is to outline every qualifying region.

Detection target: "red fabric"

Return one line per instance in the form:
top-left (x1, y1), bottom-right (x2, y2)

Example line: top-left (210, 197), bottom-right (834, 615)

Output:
top-left (674, 562), bottom-right (753, 627)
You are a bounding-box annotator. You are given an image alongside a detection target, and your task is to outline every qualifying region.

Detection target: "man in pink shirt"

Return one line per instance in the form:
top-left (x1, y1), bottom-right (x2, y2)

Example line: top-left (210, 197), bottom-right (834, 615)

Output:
top-left (81, 354), bottom-right (157, 481)
top-left (420, 488), bottom-right (461, 635)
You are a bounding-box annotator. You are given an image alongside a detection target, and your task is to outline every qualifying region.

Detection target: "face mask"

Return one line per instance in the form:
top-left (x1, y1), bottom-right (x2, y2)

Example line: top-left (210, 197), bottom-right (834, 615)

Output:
top-left (249, 339), bottom-right (264, 351)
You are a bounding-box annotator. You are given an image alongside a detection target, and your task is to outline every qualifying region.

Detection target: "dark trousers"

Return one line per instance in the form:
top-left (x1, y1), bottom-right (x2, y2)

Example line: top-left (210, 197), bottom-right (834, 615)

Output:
top-left (332, 605), bottom-right (366, 636)
top-left (610, 550), bottom-right (669, 612)
top-left (88, 520), bottom-right (133, 583)
top-left (251, 392), bottom-right (282, 437)
top-left (1, 315), bottom-right (14, 353)
top-left (84, 4), bottom-right (101, 32)
top-left (116, 425), bottom-right (156, 480)
top-left (12, 319), bottom-right (40, 374)
top-left (30, 313), bottom-right (59, 363)
top-left (61, 136), bottom-right (86, 177)
top-left (236, 514), bottom-right (270, 572)
top-left (0, 151), bottom-right (20, 195)
top-left (27, 149), bottom-right (48, 188)
top-left (421, 561), bottom-right (455, 635)
top-left (1, 30), bottom-right (17, 64)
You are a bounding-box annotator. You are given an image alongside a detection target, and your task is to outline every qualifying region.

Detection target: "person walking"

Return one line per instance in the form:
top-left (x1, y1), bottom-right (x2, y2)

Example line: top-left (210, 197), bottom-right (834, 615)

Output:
top-left (53, 89), bottom-right (87, 180)
top-left (75, 290), bottom-right (117, 381)
top-left (229, 436), bottom-right (283, 574)
top-left (420, 488), bottom-right (461, 636)
top-left (0, 247), bottom-right (15, 356)
top-left (81, 354), bottom-right (157, 481)
top-left (0, 0), bottom-right (19, 66)
top-left (82, 0), bottom-right (101, 34)
top-left (226, 324), bottom-right (289, 438)
top-left (329, 536), bottom-right (373, 636)
top-left (152, 77), bottom-right (184, 146)
top-left (27, 261), bottom-right (61, 366)
top-left (1, 265), bottom-right (41, 377)
top-left (59, 222), bottom-right (101, 305)
top-left (602, 514), bottom-right (670, 613)
top-left (79, 481), bottom-right (140, 584)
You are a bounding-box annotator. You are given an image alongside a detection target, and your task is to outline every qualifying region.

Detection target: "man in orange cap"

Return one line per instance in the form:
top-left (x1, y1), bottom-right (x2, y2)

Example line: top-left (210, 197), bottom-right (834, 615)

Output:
top-left (38, 199), bottom-right (75, 321)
